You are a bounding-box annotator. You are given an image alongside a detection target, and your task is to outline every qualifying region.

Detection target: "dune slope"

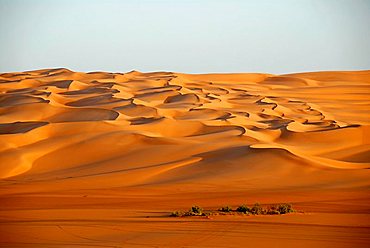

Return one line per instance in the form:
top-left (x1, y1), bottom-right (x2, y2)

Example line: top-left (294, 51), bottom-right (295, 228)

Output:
top-left (0, 69), bottom-right (370, 247)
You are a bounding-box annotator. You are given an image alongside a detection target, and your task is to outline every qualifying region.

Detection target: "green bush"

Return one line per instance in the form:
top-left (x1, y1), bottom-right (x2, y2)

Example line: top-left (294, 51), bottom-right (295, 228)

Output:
top-left (250, 203), bottom-right (263, 215)
top-left (277, 203), bottom-right (294, 214)
top-left (219, 206), bottom-right (232, 212)
top-left (266, 206), bottom-right (280, 215)
top-left (170, 211), bottom-right (184, 217)
top-left (189, 205), bottom-right (203, 215)
top-left (236, 204), bottom-right (250, 213)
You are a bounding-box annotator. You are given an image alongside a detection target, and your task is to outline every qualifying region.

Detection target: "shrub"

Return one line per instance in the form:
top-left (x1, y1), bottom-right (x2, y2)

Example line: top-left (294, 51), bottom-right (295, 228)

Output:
top-left (202, 211), bottom-right (211, 216)
top-left (236, 204), bottom-right (250, 213)
top-left (277, 203), bottom-right (294, 214)
top-left (250, 203), bottom-right (263, 215)
top-left (266, 206), bottom-right (280, 215)
top-left (189, 205), bottom-right (203, 215)
top-left (170, 211), bottom-right (184, 217)
top-left (219, 206), bottom-right (232, 212)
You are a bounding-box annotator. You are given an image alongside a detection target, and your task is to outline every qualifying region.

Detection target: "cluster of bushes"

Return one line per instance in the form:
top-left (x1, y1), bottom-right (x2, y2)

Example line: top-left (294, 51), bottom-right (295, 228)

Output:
top-left (170, 205), bottom-right (207, 217)
top-left (231, 203), bottom-right (294, 215)
top-left (170, 203), bottom-right (294, 217)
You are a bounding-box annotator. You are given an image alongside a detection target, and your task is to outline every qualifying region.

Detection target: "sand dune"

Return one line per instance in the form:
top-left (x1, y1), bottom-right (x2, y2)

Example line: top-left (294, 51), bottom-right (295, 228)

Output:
top-left (0, 69), bottom-right (369, 247)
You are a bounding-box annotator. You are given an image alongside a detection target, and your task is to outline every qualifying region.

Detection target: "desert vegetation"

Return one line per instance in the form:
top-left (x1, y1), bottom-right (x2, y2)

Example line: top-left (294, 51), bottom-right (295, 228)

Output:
top-left (170, 205), bottom-right (206, 217)
top-left (170, 203), bottom-right (295, 217)
top-left (219, 206), bottom-right (233, 212)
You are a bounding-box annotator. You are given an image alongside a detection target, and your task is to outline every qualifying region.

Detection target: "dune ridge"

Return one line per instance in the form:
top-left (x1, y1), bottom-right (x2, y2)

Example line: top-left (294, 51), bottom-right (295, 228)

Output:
top-left (0, 69), bottom-right (369, 247)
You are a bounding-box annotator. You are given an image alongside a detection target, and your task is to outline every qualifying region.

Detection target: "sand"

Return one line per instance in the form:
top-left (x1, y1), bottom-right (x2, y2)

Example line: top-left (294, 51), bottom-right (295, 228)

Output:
top-left (0, 68), bottom-right (369, 247)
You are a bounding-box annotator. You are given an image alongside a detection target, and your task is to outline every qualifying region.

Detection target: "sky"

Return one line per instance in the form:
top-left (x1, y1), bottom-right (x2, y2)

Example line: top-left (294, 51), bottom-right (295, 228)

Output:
top-left (0, 0), bottom-right (369, 74)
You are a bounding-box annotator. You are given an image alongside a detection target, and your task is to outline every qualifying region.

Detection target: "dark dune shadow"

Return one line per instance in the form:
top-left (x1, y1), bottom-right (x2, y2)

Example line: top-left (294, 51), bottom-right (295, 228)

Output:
top-left (130, 117), bottom-right (164, 125)
top-left (0, 121), bottom-right (49, 135)
top-left (59, 87), bottom-right (118, 96)
top-left (45, 80), bottom-right (73, 89)
top-left (164, 93), bottom-right (199, 104)
top-left (49, 109), bottom-right (119, 122)
top-left (66, 94), bottom-right (128, 107)
top-left (0, 95), bottom-right (49, 107)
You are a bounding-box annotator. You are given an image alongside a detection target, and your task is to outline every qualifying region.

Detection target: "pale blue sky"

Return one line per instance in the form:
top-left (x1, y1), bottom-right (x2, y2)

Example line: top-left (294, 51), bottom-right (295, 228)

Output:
top-left (1, 0), bottom-right (369, 74)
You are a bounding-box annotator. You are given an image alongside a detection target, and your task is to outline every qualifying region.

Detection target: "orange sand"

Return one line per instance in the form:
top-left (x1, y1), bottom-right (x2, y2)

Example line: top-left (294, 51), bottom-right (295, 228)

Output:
top-left (0, 68), bottom-right (369, 247)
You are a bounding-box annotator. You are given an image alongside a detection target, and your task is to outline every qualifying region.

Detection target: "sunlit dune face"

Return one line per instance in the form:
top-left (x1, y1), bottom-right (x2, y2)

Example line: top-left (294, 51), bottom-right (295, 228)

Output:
top-left (1, 69), bottom-right (369, 178)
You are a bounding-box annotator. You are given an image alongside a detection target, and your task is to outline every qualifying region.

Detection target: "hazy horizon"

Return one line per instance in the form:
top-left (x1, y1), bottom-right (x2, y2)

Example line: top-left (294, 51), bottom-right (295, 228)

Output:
top-left (1, 0), bottom-right (369, 74)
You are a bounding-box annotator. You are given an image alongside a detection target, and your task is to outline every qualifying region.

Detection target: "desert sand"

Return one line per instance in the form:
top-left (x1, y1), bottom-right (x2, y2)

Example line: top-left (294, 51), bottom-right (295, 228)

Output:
top-left (0, 68), bottom-right (369, 247)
